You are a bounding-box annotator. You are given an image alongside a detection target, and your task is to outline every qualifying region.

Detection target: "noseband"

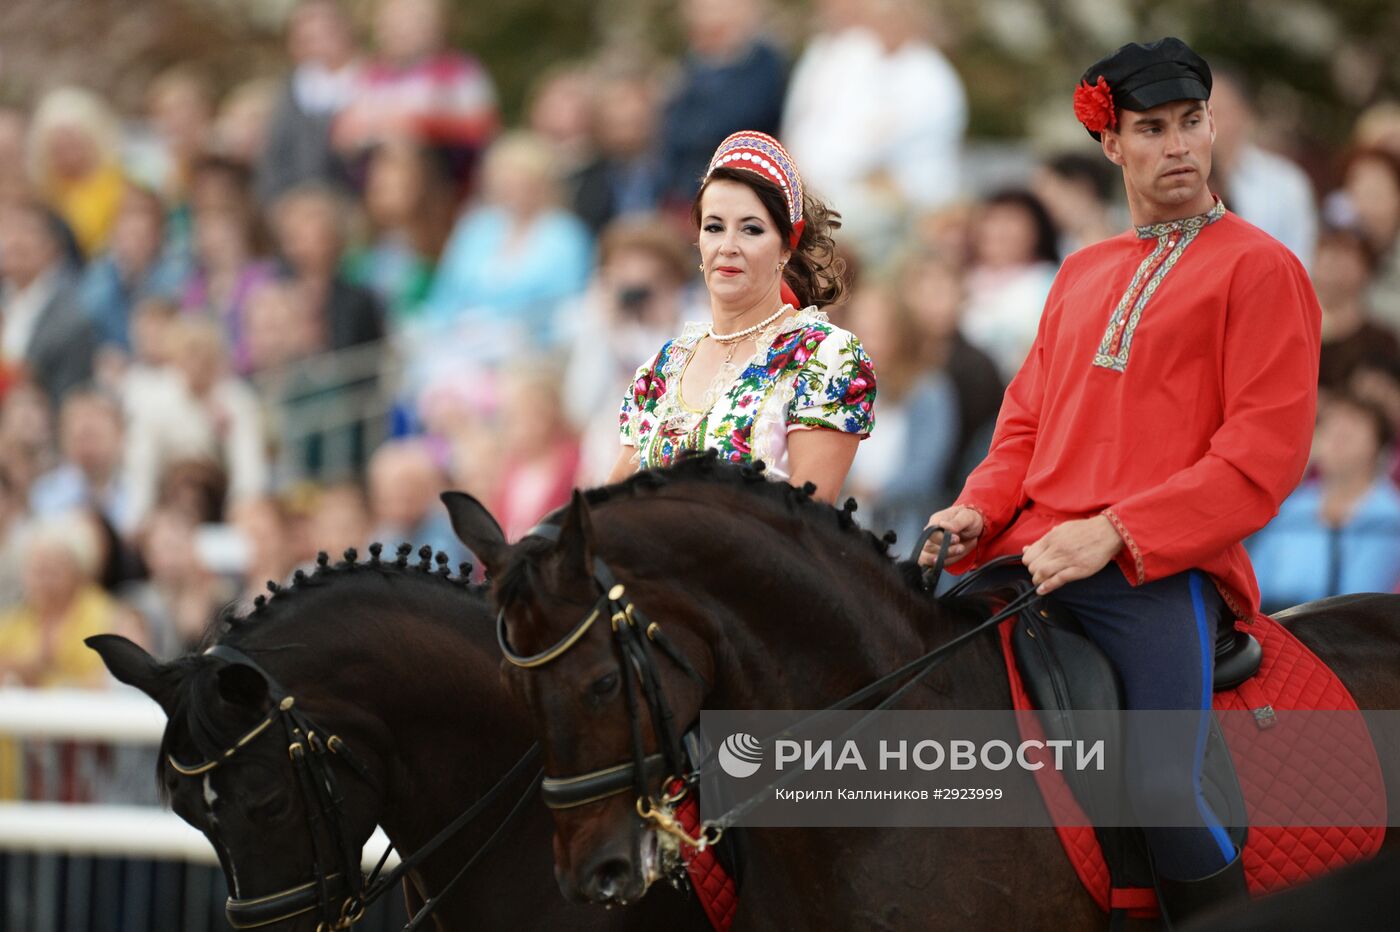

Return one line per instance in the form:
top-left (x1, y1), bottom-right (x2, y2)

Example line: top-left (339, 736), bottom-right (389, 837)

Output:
top-left (497, 524), bottom-right (712, 848)
top-left (499, 525), bottom-right (1042, 855)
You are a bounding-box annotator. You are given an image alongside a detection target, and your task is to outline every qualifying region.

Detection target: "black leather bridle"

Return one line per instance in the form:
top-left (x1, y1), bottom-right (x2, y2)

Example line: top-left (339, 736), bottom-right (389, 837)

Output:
top-left (169, 645), bottom-right (543, 931)
top-left (498, 524), bottom-right (1039, 850)
top-left (497, 524), bottom-right (709, 823)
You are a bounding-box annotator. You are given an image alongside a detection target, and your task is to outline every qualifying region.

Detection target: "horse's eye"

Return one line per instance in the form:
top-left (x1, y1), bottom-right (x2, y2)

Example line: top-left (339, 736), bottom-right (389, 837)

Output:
top-left (591, 672), bottom-right (620, 699)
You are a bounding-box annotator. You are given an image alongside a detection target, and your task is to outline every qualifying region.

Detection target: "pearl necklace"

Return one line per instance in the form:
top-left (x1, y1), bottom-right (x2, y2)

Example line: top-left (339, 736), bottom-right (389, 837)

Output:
top-left (708, 305), bottom-right (789, 343)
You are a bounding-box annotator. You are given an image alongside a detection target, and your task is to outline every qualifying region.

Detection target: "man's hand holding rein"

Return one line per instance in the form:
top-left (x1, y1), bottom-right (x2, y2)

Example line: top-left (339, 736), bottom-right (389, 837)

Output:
top-left (1022, 516), bottom-right (1126, 595)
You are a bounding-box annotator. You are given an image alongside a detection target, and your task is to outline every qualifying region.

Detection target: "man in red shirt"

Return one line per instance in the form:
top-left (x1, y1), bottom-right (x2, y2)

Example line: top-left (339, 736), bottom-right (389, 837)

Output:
top-left (922, 38), bottom-right (1320, 923)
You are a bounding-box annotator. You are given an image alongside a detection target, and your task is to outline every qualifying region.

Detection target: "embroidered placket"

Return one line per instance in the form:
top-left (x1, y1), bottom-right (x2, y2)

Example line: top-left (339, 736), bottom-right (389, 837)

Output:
top-left (1093, 201), bottom-right (1226, 373)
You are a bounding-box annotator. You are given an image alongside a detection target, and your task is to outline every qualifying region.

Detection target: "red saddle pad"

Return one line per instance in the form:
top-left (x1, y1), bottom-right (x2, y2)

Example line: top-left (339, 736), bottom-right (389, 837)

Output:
top-left (999, 611), bottom-right (1387, 917)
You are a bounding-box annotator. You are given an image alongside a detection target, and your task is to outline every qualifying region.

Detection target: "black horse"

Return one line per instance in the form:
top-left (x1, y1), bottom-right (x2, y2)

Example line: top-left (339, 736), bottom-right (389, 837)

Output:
top-left (444, 455), bottom-right (1400, 931)
top-left (89, 546), bottom-right (711, 931)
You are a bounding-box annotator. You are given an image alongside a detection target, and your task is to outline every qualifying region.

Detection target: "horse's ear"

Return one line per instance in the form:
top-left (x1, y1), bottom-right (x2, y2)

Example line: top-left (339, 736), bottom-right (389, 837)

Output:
top-left (441, 491), bottom-right (510, 575)
top-left (216, 662), bottom-right (270, 710)
top-left (86, 635), bottom-right (179, 715)
top-left (556, 489), bottom-right (596, 576)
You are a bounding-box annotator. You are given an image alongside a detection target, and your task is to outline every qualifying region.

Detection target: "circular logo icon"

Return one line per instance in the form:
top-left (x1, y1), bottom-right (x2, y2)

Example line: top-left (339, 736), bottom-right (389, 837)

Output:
top-left (718, 732), bottom-right (763, 778)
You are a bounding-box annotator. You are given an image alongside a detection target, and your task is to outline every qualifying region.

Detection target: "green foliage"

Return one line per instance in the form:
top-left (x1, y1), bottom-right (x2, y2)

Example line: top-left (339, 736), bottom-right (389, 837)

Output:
top-left (450, 0), bottom-right (602, 120)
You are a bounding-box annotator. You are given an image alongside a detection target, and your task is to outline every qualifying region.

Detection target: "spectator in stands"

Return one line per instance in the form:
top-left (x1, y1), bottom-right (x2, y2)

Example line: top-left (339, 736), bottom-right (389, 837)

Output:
top-left (120, 505), bottom-right (232, 657)
top-left (271, 184), bottom-right (385, 478)
top-left (659, 0), bottom-right (787, 205)
top-left (489, 367), bottom-right (580, 541)
top-left (181, 158), bottom-right (277, 374)
top-left (844, 281), bottom-right (958, 545)
top-left (78, 185), bottom-right (188, 353)
top-left (961, 189), bottom-right (1060, 380)
top-left (571, 65), bottom-right (665, 234)
top-left (782, 0), bottom-right (966, 259)
top-left (231, 496), bottom-right (299, 602)
top-left (153, 458), bottom-right (229, 526)
top-left (214, 78), bottom-right (281, 169)
top-left (1248, 393), bottom-right (1400, 611)
top-left (334, 0), bottom-right (499, 188)
top-left (562, 218), bottom-right (695, 483)
top-left (1209, 67), bottom-right (1318, 265)
top-left (244, 282), bottom-right (358, 487)
top-left (270, 182), bottom-right (385, 352)
top-left (367, 438), bottom-right (467, 559)
top-left (307, 481), bottom-right (372, 556)
top-left (28, 87), bottom-right (127, 258)
top-left (0, 518), bottom-right (122, 689)
top-left (527, 63), bottom-right (597, 182)
top-left (421, 372), bottom-right (502, 503)
top-left (897, 247), bottom-right (1003, 494)
top-left (0, 200), bottom-right (97, 408)
top-left (1350, 355), bottom-right (1400, 487)
top-left (1327, 148), bottom-right (1400, 330)
top-left (1315, 227), bottom-right (1400, 392)
top-left (243, 279), bottom-right (325, 375)
top-left (1355, 101), bottom-right (1400, 159)
top-left (139, 66), bottom-right (217, 208)
top-left (118, 298), bottom-right (183, 414)
top-left (124, 318), bottom-right (267, 524)
top-left (29, 389), bottom-right (133, 535)
top-left (423, 132), bottom-right (592, 348)
top-left (0, 383), bottom-right (56, 504)
top-left (343, 138), bottom-right (456, 325)
top-left (1033, 153), bottom-right (1121, 255)
top-left (257, 0), bottom-right (361, 204)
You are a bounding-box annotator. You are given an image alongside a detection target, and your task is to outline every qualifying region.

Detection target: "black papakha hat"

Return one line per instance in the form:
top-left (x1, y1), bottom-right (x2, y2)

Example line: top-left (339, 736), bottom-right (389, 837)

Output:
top-left (1076, 37), bottom-right (1213, 140)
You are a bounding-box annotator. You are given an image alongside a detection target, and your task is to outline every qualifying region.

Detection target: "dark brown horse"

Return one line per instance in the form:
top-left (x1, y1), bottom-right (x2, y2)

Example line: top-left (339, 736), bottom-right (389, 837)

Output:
top-left (444, 455), bottom-right (1400, 931)
top-left (88, 547), bottom-right (711, 931)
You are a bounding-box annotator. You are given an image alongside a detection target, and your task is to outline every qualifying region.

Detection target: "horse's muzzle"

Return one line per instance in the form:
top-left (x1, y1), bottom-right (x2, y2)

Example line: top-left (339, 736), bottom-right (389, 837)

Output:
top-left (572, 838), bottom-right (647, 906)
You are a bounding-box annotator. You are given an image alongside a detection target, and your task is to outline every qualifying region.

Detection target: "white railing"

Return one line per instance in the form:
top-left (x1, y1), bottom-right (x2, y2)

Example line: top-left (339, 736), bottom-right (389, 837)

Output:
top-left (0, 686), bottom-right (398, 870)
top-left (0, 687), bottom-right (165, 743)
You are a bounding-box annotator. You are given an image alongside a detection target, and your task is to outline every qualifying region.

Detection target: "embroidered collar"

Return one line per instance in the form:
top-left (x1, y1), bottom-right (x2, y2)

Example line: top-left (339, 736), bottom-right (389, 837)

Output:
top-left (1134, 198), bottom-right (1226, 240)
top-left (661, 305), bottom-right (827, 429)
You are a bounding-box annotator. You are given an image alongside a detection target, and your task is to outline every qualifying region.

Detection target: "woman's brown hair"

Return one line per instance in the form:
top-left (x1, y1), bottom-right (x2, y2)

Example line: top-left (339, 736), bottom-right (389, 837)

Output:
top-left (690, 167), bottom-right (846, 309)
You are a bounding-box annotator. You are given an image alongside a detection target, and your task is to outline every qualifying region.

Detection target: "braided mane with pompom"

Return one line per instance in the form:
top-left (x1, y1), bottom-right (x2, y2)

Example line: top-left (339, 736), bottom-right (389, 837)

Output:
top-left (496, 450), bottom-right (918, 609)
top-left (215, 540), bottom-right (483, 640)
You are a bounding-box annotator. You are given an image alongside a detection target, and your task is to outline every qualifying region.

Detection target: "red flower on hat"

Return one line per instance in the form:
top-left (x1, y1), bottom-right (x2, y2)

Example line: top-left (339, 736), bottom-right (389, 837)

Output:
top-left (1073, 76), bottom-right (1116, 133)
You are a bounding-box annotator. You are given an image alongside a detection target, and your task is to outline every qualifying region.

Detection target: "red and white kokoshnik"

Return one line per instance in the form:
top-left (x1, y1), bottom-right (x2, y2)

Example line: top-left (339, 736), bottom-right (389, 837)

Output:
top-left (706, 130), bottom-right (807, 247)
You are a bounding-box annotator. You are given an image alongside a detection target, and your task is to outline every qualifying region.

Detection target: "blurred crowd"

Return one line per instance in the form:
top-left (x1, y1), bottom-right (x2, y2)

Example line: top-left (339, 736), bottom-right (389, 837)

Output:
top-left (1, 0), bottom-right (1399, 706)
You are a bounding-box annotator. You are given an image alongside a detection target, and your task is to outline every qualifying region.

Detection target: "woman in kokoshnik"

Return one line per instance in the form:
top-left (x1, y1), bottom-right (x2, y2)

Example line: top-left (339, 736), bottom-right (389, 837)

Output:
top-left (609, 131), bottom-right (876, 502)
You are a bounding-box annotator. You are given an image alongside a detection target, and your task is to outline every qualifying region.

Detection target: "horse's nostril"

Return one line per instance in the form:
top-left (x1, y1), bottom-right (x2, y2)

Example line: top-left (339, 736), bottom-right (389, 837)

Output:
top-left (592, 857), bottom-right (633, 901)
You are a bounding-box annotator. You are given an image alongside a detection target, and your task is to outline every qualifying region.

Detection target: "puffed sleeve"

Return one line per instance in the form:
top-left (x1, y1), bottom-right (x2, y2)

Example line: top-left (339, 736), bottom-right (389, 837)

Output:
top-left (785, 327), bottom-right (876, 436)
top-left (619, 345), bottom-right (668, 448)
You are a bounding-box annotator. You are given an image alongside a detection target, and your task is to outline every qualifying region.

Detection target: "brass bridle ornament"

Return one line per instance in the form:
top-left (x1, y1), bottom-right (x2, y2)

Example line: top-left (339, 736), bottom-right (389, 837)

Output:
top-left (495, 532), bottom-right (719, 856)
top-left (169, 645), bottom-right (544, 932)
top-left (497, 524), bottom-right (1043, 862)
top-left (167, 645), bottom-right (380, 931)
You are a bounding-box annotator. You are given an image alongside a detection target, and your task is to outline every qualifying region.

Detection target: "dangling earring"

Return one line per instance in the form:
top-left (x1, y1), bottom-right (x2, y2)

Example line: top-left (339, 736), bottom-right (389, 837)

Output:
top-left (777, 262), bottom-right (786, 272)
top-left (698, 262), bottom-right (705, 273)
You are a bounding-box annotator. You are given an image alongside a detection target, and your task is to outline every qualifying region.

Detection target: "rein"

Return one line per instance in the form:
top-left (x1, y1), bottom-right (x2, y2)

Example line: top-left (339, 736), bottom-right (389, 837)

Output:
top-left (498, 522), bottom-right (1038, 854)
top-left (173, 645), bottom-right (542, 931)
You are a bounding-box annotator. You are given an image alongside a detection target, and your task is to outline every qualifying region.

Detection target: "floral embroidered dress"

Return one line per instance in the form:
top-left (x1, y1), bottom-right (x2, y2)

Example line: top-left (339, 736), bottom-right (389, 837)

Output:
top-left (619, 306), bottom-right (875, 479)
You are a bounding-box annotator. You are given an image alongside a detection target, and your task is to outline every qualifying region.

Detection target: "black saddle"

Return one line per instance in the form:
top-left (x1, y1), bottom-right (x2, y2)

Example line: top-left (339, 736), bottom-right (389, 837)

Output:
top-left (955, 568), bottom-right (1258, 922)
